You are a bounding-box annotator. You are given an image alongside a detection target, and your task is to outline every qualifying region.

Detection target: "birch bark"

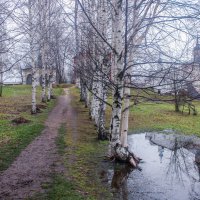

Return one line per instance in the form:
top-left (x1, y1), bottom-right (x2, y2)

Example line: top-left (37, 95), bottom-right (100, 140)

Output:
top-left (47, 73), bottom-right (53, 101)
top-left (108, 0), bottom-right (140, 168)
top-left (75, 0), bottom-right (80, 88)
top-left (0, 53), bottom-right (3, 97)
top-left (90, 0), bottom-right (100, 124)
top-left (0, 9), bottom-right (5, 97)
top-left (41, 44), bottom-right (47, 102)
top-left (110, 0), bottom-right (124, 151)
top-left (41, 0), bottom-right (47, 103)
top-left (97, 0), bottom-right (109, 139)
top-left (28, 0), bottom-right (37, 114)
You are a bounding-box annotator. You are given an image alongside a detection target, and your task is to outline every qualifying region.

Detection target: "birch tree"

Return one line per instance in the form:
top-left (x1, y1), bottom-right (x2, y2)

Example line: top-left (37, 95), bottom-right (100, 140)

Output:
top-left (28, 0), bottom-right (37, 113)
top-left (73, 0), bottom-right (200, 166)
top-left (37, 0), bottom-right (48, 102)
top-left (0, 0), bottom-right (17, 97)
top-left (0, 8), bottom-right (5, 97)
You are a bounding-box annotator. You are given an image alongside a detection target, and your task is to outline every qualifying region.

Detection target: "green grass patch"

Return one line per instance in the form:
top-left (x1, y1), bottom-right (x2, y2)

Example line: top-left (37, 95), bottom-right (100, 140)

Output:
top-left (56, 124), bottom-right (67, 155)
top-left (128, 102), bottom-right (200, 136)
top-left (30, 175), bottom-right (85, 200)
top-left (53, 83), bottom-right (74, 88)
top-left (45, 175), bottom-right (85, 200)
top-left (1, 85), bottom-right (33, 97)
top-left (0, 124), bottom-right (44, 171)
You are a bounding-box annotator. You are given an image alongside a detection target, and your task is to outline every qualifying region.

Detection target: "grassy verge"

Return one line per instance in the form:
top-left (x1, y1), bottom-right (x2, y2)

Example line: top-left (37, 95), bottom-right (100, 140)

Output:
top-left (43, 87), bottom-right (112, 200)
top-left (42, 175), bottom-right (85, 200)
top-left (64, 87), bottom-right (112, 199)
top-left (55, 125), bottom-right (86, 200)
top-left (29, 175), bottom-right (85, 200)
top-left (0, 85), bottom-right (62, 171)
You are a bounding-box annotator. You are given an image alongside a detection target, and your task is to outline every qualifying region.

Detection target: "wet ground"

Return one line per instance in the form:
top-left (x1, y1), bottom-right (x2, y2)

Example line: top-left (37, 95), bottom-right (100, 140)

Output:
top-left (108, 132), bottom-right (200, 200)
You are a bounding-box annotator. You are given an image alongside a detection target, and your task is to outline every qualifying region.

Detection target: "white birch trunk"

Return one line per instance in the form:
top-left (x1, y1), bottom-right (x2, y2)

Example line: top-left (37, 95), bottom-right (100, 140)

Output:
top-left (94, 79), bottom-right (101, 125)
top-left (98, 78), bottom-right (108, 139)
top-left (0, 56), bottom-right (3, 97)
top-left (0, 11), bottom-right (5, 97)
top-left (120, 85), bottom-right (130, 147)
top-left (31, 62), bottom-right (37, 114)
top-left (28, 0), bottom-right (37, 114)
top-left (109, 0), bottom-right (140, 168)
top-left (75, 0), bottom-right (80, 88)
top-left (47, 73), bottom-right (53, 101)
top-left (90, 0), bottom-right (101, 125)
top-left (90, 79), bottom-right (97, 119)
top-left (110, 0), bottom-right (124, 148)
top-left (109, 1), bottom-right (118, 134)
top-left (76, 78), bottom-right (81, 88)
top-left (97, 0), bottom-right (109, 139)
top-left (0, 71), bottom-right (3, 97)
top-left (41, 46), bottom-right (47, 102)
top-left (41, 0), bottom-right (47, 103)
top-left (120, 53), bottom-right (134, 147)
top-left (80, 78), bottom-right (85, 102)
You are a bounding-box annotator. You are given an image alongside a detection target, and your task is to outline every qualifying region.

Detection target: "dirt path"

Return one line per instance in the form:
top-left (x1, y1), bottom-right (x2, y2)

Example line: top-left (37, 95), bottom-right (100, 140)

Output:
top-left (0, 89), bottom-right (71, 200)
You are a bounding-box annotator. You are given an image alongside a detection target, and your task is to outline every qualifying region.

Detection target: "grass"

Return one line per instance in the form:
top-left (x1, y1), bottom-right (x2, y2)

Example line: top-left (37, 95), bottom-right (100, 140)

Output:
top-left (0, 85), bottom-right (62, 171)
top-left (56, 124), bottom-right (68, 155)
top-left (56, 87), bottom-right (112, 200)
top-left (44, 175), bottom-right (85, 200)
top-left (29, 174), bottom-right (85, 200)
top-left (31, 99), bottom-right (112, 200)
top-left (105, 89), bottom-right (200, 136)
top-left (128, 101), bottom-right (200, 136)
top-left (43, 124), bottom-right (87, 200)
top-left (30, 175), bottom-right (85, 200)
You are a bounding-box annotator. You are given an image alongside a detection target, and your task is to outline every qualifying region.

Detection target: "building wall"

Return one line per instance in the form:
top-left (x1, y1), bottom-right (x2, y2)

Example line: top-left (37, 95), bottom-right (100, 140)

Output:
top-left (22, 68), bottom-right (57, 85)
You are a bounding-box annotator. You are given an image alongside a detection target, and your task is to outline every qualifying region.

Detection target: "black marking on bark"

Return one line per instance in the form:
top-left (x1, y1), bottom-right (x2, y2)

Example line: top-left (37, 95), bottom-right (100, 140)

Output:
top-left (113, 115), bottom-right (119, 121)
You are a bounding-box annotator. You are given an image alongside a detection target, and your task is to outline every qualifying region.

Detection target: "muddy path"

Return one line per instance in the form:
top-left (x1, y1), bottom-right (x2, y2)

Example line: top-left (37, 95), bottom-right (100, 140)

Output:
top-left (0, 89), bottom-right (70, 200)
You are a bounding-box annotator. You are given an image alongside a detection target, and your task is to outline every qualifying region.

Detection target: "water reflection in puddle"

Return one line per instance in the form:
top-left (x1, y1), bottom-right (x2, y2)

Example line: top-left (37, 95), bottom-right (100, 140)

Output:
top-left (108, 132), bottom-right (200, 200)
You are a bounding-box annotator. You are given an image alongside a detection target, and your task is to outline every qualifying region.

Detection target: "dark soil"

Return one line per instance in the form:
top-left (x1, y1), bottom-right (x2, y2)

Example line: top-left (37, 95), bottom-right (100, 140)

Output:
top-left (17, 104), bottom-right (47, 113)
top-left (50, 95), bottom-right (56, 99)
top-left (12, 117), bottom-right (31, 124)
top-left (37, 104), bottom-right (47, 110)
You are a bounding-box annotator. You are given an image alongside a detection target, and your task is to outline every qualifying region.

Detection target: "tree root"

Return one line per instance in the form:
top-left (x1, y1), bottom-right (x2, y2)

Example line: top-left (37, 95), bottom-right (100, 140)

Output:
top-left (114, 143), bottom-right (141, 168)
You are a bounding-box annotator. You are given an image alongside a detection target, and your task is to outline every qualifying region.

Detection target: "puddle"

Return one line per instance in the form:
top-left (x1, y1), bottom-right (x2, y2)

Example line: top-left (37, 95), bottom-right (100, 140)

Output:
top-left (107, 132), bottom-right (200, 200)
